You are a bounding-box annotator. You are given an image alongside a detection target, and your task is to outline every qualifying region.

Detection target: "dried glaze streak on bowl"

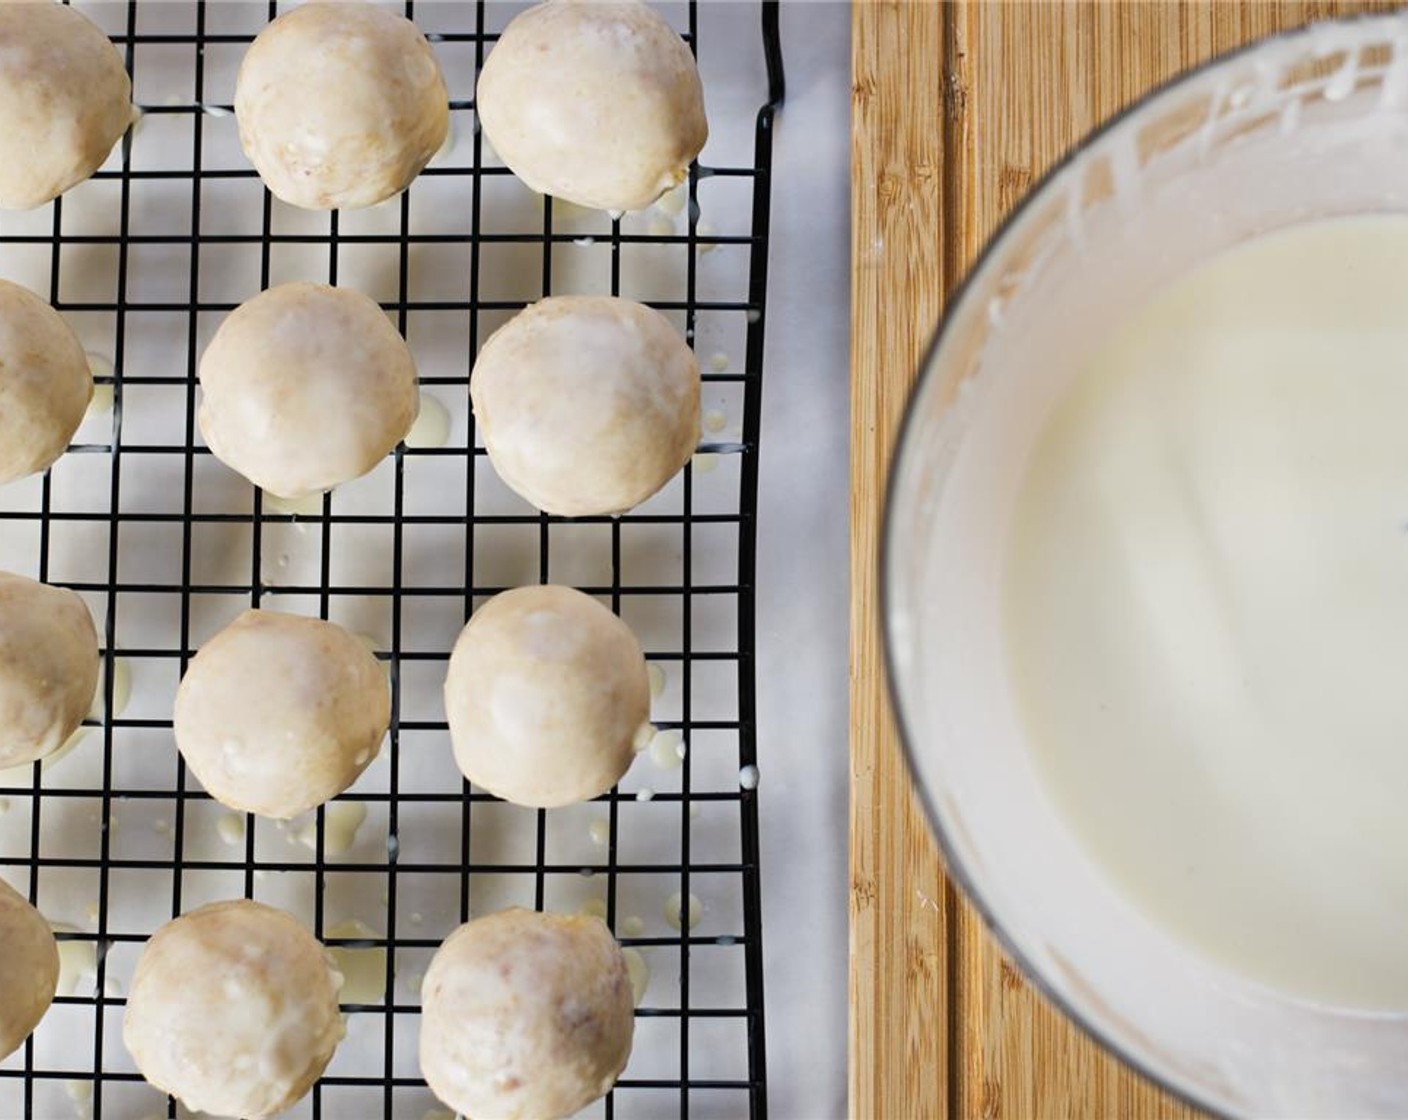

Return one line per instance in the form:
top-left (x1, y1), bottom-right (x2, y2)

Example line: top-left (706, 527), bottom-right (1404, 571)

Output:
top-left (855, 3), bottom-right (1399, 1118)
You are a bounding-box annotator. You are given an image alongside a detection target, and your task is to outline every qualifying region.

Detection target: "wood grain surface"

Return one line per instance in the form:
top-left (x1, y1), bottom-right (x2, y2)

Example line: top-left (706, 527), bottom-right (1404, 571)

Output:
top-left (849, 3), bottom-right (1389, 1117)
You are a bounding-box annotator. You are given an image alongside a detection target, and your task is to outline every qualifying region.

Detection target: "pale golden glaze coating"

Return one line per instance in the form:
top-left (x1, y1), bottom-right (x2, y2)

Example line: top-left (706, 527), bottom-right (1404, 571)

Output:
top-left (421, 908), bottom-right (635, 1119)
top-left (198, 282), bottom-right (418, 499)
top-left (174, 610), bottom-right (389, 819)
top-left (472, 296), bottom-right (699, 517)
top-left (444, 585), bottom-right (650, 808)
top-left (0, 570), bottom-right (99, 770)
top-left (0, 2), bottom-right (132, 210)
top-left (235, 1), bottom-right (448, 210)
top-left (123, 900), bottom-right (345, 1119)
top-left (0, 877), bottom-right (59, 1061)
top-left (0, 280), bottom-right (93, 484)
top-left (477, 0), bottom-right (707, 211)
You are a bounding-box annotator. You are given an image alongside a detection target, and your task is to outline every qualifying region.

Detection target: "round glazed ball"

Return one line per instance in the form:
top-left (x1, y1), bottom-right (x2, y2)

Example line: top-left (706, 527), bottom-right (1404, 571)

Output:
top-left (0, 570), bottom-right (100, 770)
top-left (0, 878), bottom-right (59, 1061)
top-left (445, 585), bottom-right (650, 808)
top-left (0, 281), bottom-right (94, 483)
top-left (471, 296), bottom-right (700, 516)
top-left (198, 282), bottom-right (418, 499)
top-left (421, 908), bottom-right (634, 1120)
top-left (236, 2), bottom-right (449, 210)
top-left (0, 3), bottom-right (132, 210)
top-left (174, 609), bottom-right (389, 819)
top-left (477, 0), bottom-right (707, 211)
top-left (123, 900), bottom-right (344, 1119)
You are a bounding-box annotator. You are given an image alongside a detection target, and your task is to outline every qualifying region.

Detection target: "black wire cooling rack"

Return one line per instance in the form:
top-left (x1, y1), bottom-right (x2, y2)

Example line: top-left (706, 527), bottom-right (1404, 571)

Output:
top-left (0, 2), bottom-right (783, 1117)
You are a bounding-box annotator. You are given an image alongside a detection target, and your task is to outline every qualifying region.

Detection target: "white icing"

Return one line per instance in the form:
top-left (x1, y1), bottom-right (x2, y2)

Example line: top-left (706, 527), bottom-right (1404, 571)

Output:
top-left (664, 891), bottom-right (702, 932)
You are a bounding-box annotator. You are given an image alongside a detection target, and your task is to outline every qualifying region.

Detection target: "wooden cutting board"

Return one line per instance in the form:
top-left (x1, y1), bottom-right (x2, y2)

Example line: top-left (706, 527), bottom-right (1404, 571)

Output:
top-left (849, 2), bottom-right (1390, 1116)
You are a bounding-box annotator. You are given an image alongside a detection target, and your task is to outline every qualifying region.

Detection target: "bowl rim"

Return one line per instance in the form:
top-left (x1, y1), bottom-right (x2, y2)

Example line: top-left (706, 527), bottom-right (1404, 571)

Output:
top-left (878, 12), bottom-right (1408, 1117)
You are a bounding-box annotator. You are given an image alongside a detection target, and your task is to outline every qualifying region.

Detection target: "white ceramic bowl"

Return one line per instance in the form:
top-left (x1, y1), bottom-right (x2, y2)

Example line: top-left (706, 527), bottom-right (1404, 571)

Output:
top-left (884, 16), bottom-right (1408, 1118)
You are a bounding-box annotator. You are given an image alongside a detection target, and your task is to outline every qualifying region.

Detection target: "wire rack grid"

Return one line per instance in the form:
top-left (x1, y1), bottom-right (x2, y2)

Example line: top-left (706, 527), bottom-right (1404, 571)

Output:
top-left (0, 1), bottom-right (783, 1117)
